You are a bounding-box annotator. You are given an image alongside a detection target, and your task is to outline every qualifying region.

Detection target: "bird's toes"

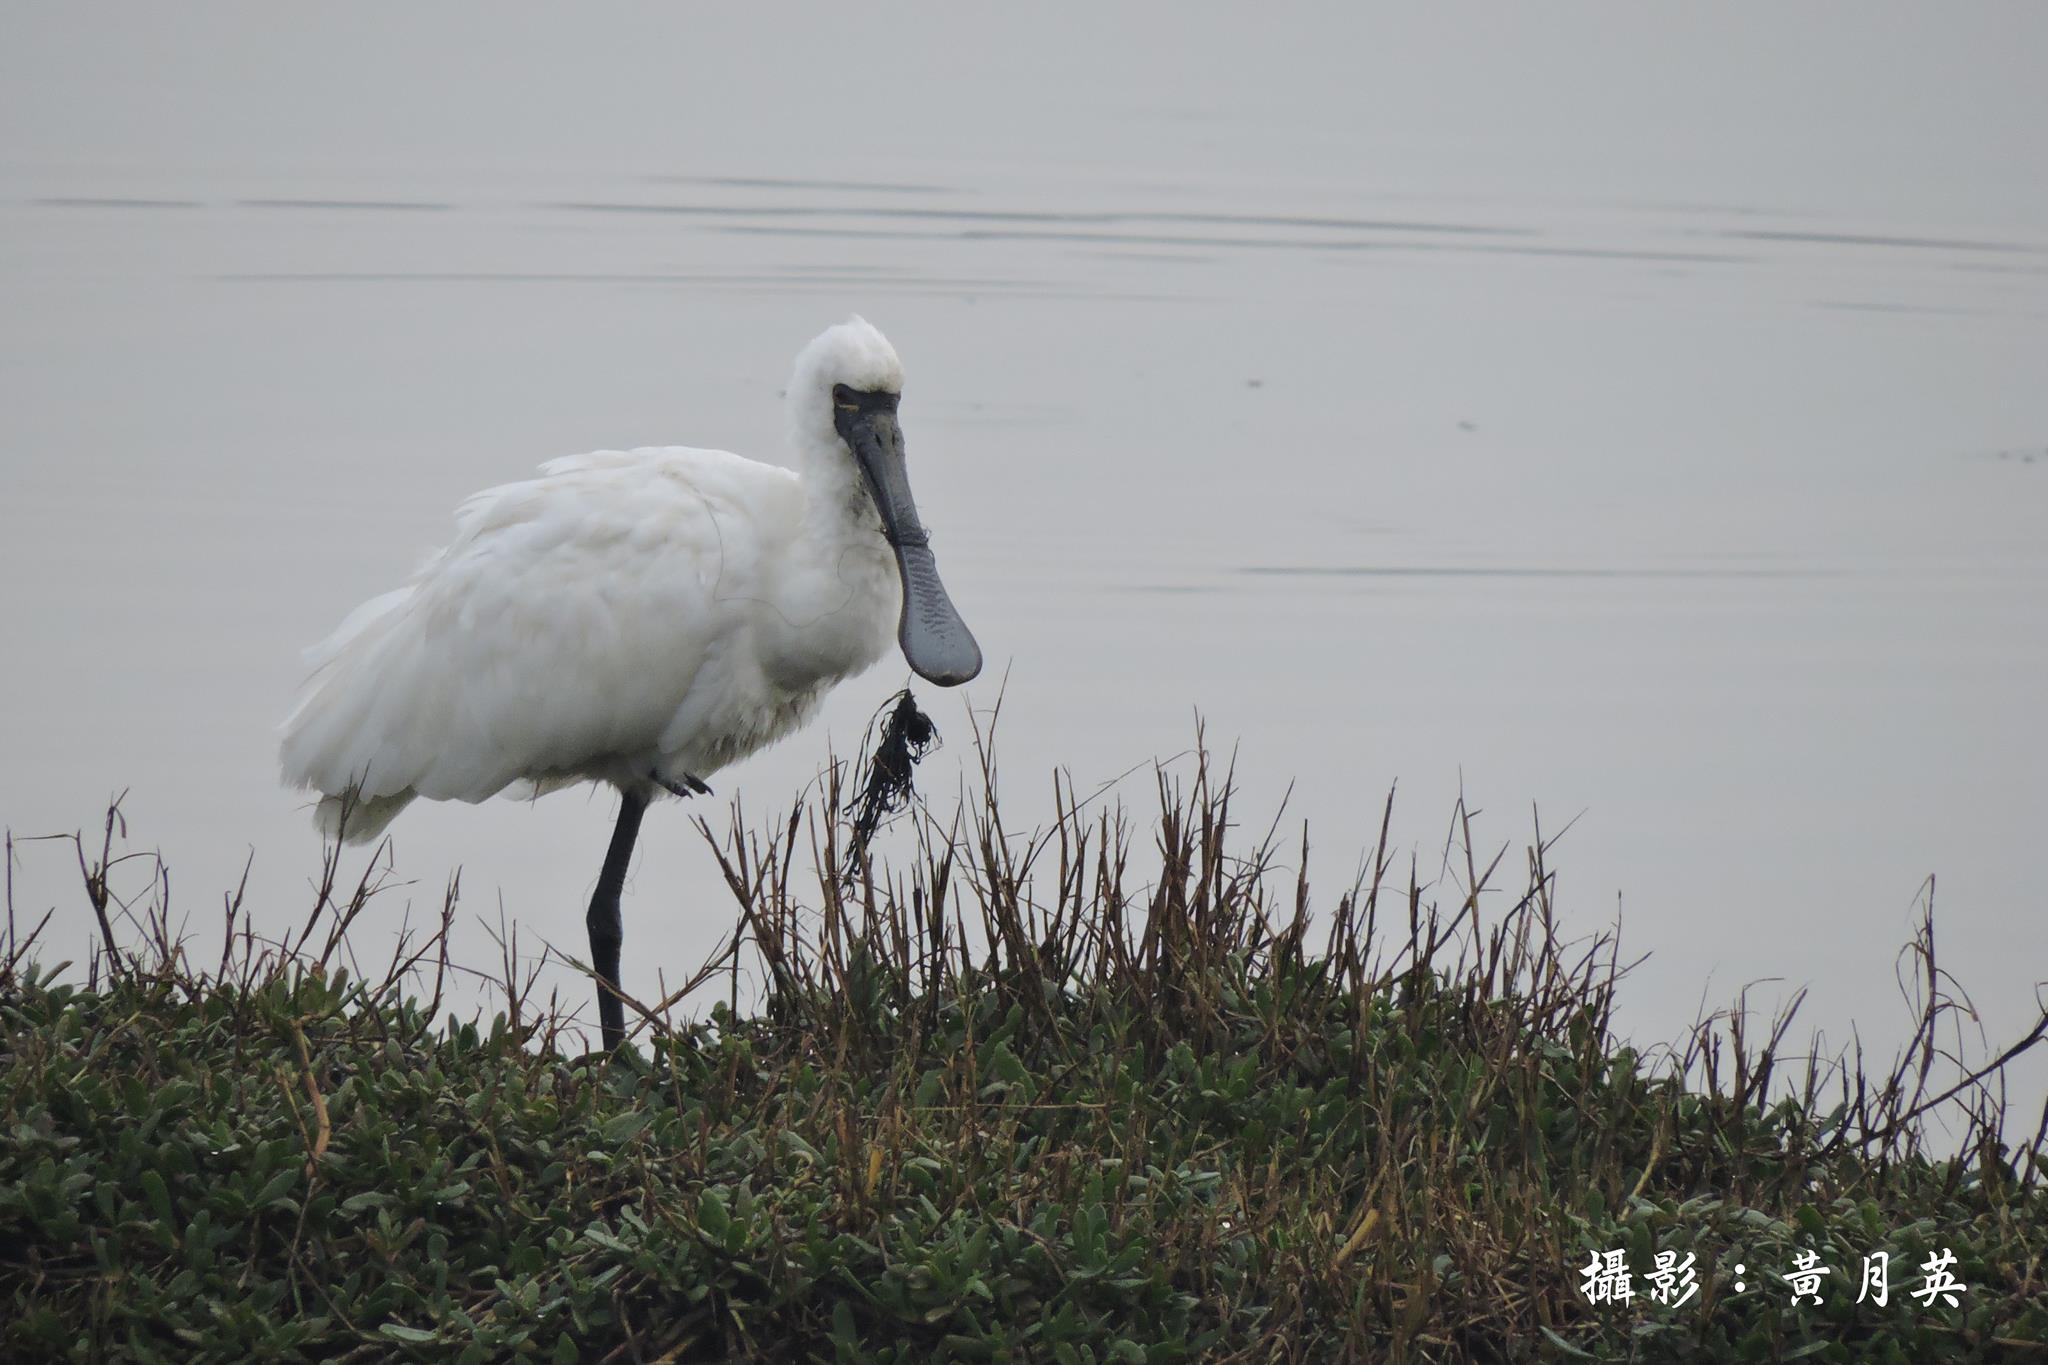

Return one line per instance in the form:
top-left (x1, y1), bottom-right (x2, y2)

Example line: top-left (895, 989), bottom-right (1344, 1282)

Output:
top-left (652, 772), bottom-right (714, 799)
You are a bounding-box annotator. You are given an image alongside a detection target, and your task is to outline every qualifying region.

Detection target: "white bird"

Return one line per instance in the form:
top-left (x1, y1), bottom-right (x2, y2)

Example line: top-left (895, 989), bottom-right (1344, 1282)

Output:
top-left (279, 318), bottom-right (981, 1049)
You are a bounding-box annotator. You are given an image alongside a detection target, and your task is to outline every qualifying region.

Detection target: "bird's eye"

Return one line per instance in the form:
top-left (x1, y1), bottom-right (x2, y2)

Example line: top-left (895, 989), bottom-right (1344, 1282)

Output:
top-left (835, 401), bottom-right (859, 413)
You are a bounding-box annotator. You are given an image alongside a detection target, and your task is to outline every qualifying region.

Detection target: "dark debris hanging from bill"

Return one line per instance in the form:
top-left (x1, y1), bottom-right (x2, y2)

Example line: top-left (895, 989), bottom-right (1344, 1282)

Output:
top-left (844, 688), bottom-right (939, 878)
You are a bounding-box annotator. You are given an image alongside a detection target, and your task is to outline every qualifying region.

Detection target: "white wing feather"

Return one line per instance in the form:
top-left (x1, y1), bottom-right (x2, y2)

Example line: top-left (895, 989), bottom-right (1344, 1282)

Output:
top-left (280, 447), bottom-right (804, 839)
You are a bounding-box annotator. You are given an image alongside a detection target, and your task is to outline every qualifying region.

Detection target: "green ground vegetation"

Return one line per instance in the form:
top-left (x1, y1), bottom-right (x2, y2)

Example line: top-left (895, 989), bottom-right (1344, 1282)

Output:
top-left (3, 742), bottom-right (2044, 1362)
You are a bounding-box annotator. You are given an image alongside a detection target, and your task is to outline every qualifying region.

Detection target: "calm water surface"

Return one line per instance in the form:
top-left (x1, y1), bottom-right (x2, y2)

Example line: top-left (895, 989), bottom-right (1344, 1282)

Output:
top-left (3, 7), bottom-right (2045, 1119)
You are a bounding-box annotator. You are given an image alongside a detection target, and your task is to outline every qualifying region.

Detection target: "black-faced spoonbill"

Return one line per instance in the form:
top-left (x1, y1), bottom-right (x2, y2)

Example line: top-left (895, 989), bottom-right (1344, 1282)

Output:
top-left (280, 318), bottom-right (981, 1050)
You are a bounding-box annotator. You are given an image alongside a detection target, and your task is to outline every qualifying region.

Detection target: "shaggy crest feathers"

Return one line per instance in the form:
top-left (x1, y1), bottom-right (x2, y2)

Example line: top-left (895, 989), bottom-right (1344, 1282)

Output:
top-left (786, 316), bottom-right (905, 457)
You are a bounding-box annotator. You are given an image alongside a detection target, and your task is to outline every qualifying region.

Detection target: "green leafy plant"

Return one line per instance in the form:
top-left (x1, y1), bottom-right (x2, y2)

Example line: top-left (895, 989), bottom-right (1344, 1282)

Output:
top-left (3, 736), bottom-right (2043, 1361)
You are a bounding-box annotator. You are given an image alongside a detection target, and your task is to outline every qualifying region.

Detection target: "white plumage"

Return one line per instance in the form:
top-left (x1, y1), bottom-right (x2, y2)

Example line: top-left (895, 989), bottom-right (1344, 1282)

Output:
top-left (286, 317), bottom-right (929, 836)
top-left (279, 318), bottom-right (980, 1048)
top-left (283, 445), bottom-right (860, 837)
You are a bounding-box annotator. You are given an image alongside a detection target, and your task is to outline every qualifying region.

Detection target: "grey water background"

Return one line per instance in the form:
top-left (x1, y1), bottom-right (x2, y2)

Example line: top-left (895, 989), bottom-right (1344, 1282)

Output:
top-left (4, 7), bottom-right (2045, 1124)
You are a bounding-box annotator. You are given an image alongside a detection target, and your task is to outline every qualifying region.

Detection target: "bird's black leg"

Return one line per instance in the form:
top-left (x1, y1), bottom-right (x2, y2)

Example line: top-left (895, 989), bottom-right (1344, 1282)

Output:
top-left (587, 789), bottom-right (648, 1052)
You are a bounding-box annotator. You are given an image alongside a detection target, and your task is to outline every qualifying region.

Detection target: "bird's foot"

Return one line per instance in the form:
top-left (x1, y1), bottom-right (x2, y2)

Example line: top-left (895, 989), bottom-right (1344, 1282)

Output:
top-left (653, 772), bottom-right (712, 799)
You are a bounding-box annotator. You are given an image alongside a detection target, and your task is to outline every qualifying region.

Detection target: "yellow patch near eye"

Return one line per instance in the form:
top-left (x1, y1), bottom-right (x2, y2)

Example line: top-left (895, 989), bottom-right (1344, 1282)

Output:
top-left (836, 402), bottom-right (859, 413)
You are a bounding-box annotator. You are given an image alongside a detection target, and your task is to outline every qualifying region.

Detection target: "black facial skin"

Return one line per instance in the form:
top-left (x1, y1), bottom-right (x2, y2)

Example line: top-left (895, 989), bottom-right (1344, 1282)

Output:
top-left (832, 384), bottom-right (921, 548)
top-left (831, 382), bottom-right (983, 687)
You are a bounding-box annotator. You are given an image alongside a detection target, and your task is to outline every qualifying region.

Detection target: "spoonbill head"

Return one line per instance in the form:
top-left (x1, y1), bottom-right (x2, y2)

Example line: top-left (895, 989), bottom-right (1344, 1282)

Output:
top-left (792, 317), bottom-right (982, 689)
top-left (279, 317), bottom-right (980, 1048)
